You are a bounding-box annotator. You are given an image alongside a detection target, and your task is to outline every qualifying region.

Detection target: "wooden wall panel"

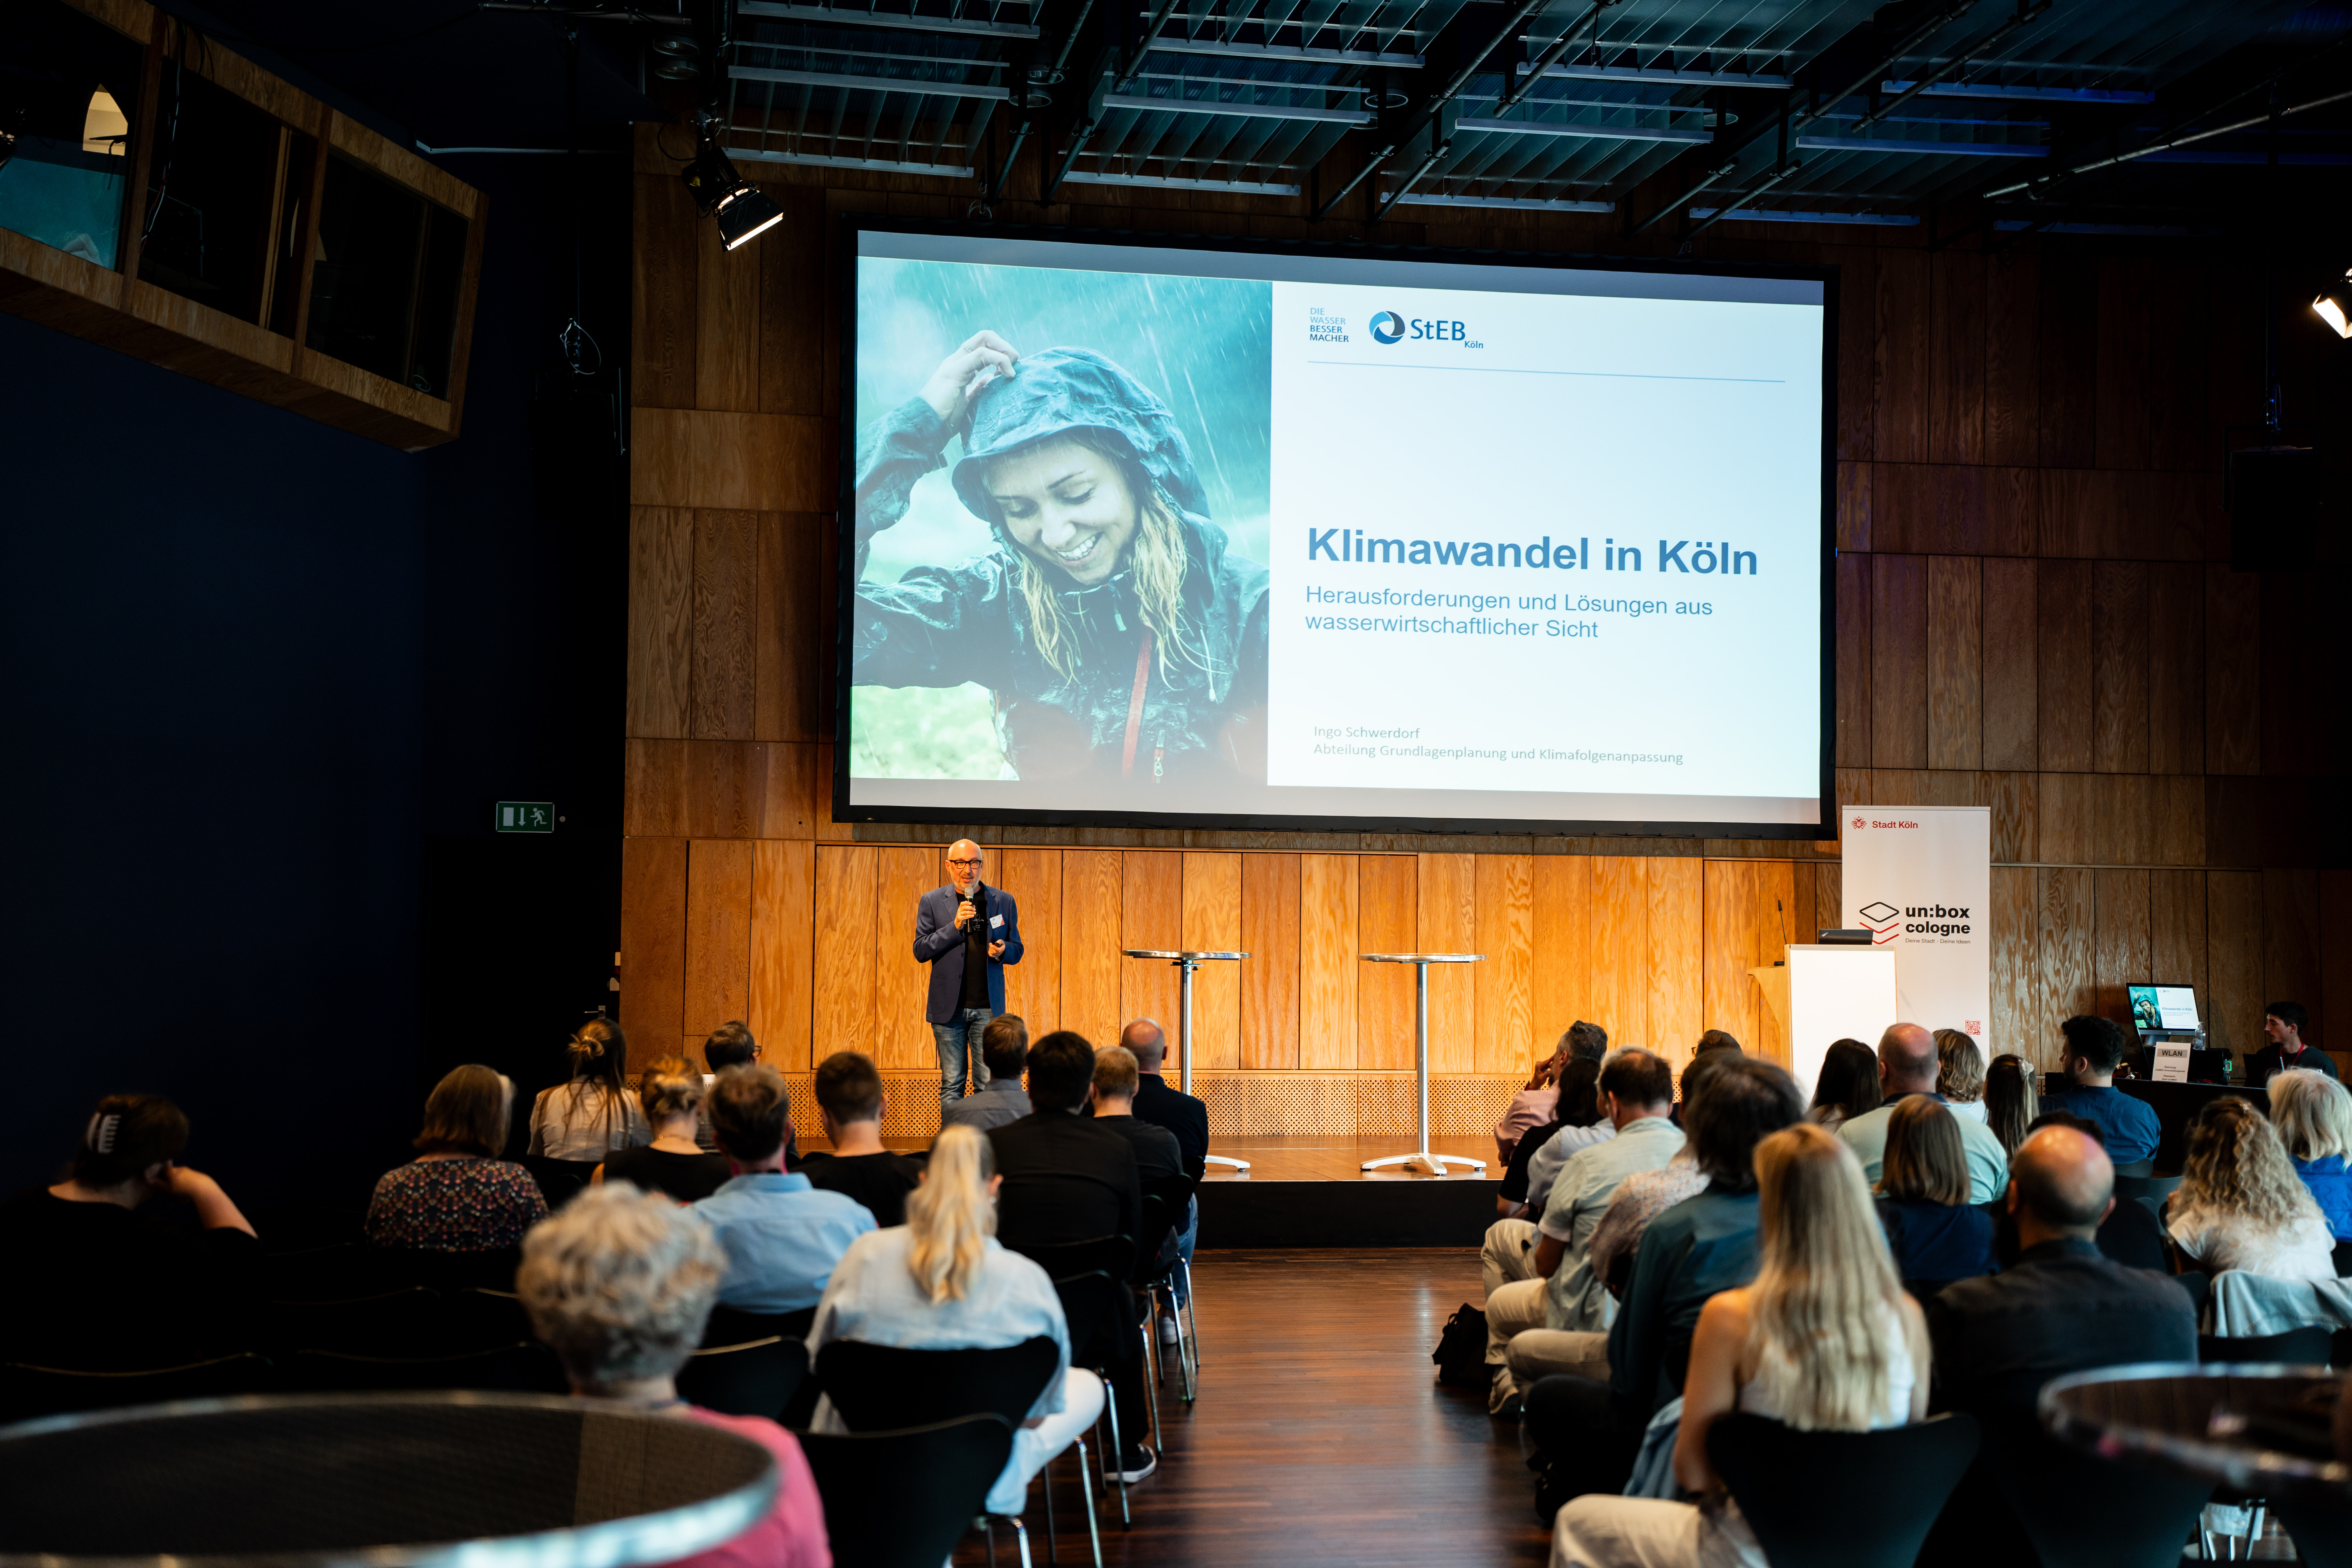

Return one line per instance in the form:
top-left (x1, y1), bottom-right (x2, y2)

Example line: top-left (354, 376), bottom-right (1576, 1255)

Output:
top-left (1875, 250), bottom-right (1930, 463)
top-left (1704, 860), bottom-right (1795, 1066)
top-left (1870, 553), bottom-right (1928, 768)
top-left (1930, 251), bottom-right (1985, 466)
top-left (749, 839), bottom-right (813, 1069)
top-left (2206, 872), bottom-right (2264, 1059)
top-left (2036, 869), bottom-right (2095, 1068)
top-left (2039, 253), bottom-right (2098, 469)
top-left (1182, 852), bottom-right (1243, 1069)
top-left (871, 847), bottom-right (936, 1071)
top-left (1591, 856), bottom-right (1649, 1045)
top-left (2145, 561), bottom-right (2204, 775)
top-left (1418, 853), bottom-right (1479, 1073)
top-left (1649, 858), bottom-right (1705, 1063)
top-left (2323, 870), bottom-right (2351, 1058)
top-left (2038, 558), bottom-right (2094, 772)
top-left (754, 513), bottom-right (824, 743)
top-left (694, 216), bottom-right (761, 414)
top-left (1983, 254), bottom-right (2040, 467)
top-left (1836, 550), bottom-right (1873, 766)
top-left (2205, 565), bottom-right (2260, 775)
top-left (628, 506), bottom-right (691, 740)
top-left (1980, 557), bottom-right (2037, 771)
top-left (2092, 559), bottom-right (2149, 774)
top-left (620, 836), bottom-right (689, 1045)
top-left (1241, 853), bottom-right (1302, 1069)
top-left (1120, 852), bottom-right (1184, 1056)
top-left (1926, 554), bottom-right (1982, 771)
top-left (1357, 855), bottom-right (1420, 1071)
top-left (1298, 853), bottom-right (1359, 1070)
top-left (2091, 869), bottom-right (2151, 1024)
top-left (1530, 855), bottom-right (1591, 1046)
top-left (757, 185), bottom-right (826, 416)
top-left (2149, 868), bottom-right (2208, 1026)
top-left (1474, 855), bottom-right (1535, 1075)
top-left (2264, 869), bottom-right (2322, 1041)
top-left (630, 172), bottom-right (696, 410)
top-left (1060, 850), bottom-right (1123, 1049)
top-left (692, 509), bottom-right (757, 740)
top-left (683, 838), bottom-right (753, 1039)
top-left (811, 846), bottom-right (877, 1069)
top-left (998, 848), bottom-right (1061, 1038)
top-left (1991, 866), bottom-right (2036, 1060)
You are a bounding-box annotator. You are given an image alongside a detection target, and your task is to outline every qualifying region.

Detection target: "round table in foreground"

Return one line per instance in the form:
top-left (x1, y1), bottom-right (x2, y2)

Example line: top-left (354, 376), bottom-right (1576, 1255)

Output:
top-left (2041, 1362), bottom-right (2351, 1568)
top-left (0, 1391), bottom-right (779, 1568)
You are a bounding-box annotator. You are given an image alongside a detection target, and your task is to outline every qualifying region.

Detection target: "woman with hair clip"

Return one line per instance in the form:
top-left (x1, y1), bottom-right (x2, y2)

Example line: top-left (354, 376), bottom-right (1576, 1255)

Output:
top-left (1550, 1123), bottom-right (1930, 1568)
top-left (368, 1065), bottom-right (546, 1252)
top-left (0, 1093), bottom-right (258, 1369)
top-left (804, 1124), bottom-right (1106, 1516)
top-left (854, 335), bottom-right (1270, 786)
top-left (529, 1016), bottom-right (649, 1160)
top-left (2167, 1097), bottom-right (2336, 1279)
top-left (595, 1058), bottom-right (733, 1203)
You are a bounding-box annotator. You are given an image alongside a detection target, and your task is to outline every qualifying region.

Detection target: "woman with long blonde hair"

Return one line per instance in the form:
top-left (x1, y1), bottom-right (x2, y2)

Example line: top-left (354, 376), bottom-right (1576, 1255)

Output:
top-left (804, 1125), bottom-right (1108, 1516)
top-left (2268, 1068), bottom-right (2352, 1241)
top-left (2169, 1097), bottom-right (2336, 1278)
top-left (1551, 1123), bottom-right (1929, 1568)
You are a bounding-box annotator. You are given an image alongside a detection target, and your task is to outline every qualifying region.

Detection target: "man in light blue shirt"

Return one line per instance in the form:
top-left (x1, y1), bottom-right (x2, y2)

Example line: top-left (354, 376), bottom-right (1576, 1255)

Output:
top-left (693, 1064), bottom-right (873, 1314)
top-left (1478, 1049), bottom-right (1683, 1416)
top-left (1839, 1023), bottom-right (2010, 1202)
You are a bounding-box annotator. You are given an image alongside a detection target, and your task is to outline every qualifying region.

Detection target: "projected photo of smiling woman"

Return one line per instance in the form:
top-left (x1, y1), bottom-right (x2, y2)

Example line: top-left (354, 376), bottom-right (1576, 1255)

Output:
top-left (852, 327), bottom-right (1270, 796)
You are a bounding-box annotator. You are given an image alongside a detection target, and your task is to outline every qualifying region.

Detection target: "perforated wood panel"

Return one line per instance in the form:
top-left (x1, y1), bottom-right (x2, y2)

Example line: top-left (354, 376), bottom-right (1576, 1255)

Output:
top-left (779, 1073), bottom-right (943, 1141)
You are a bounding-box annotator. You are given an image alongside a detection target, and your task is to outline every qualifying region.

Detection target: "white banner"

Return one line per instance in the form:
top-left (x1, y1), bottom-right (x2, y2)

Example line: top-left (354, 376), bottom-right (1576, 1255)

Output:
top-left (1841, 805), bottom-right (1993, 1051)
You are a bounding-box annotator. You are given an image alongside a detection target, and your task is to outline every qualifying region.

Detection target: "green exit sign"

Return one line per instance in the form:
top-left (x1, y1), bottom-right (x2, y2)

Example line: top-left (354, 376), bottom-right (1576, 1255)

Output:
top-left (496, 801), bottom-right (556, 833)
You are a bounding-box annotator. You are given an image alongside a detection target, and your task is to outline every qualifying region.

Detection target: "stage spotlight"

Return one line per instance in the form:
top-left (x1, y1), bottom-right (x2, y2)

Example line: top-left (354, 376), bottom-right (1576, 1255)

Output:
top-left (681, 129), bottom-right (783, 251)
top-left (2314, 269), bottom-right (2352, 339)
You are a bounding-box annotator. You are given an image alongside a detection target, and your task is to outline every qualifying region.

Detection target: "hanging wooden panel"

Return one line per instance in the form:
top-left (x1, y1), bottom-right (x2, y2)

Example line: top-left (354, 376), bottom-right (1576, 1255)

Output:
top-left (1120, 851), bottom-right (1184, 1057)
top-left (691, 509), bottom-right (758, 741)
top-left (1357, 855), bottom-right (1420, 1072)
top-left (1418, 853), bottom-right (1479, 1073)
top-left (1182, 852), bottom-right (1244, 1070)
top-left (1649, 857), bottom-right (1705, 1064)
top-left (1591, 856), bottom-right (1650, 1046)
top-left (1530, 854), bottom-right (1591, 1048)
top-left (628, 506), bottom-right (692, 741)
top-left (2091, 869), bottom-right (2152, 1024)
top-left (683, 838), bottom-right (754, 1039)
top-left (872, 846), bottom-right (937, 1071)
top-left (1060, 850), bottom-right (1123, 1049)
top-left (1474, 854), bottom-right (1536, 1075)
top-left (998, 848), bottom-right (1062, 1039)
top-left (811, 845), bottom-right (878, 1066)
top-left (2035, 868), bottom-right (2095, 1068)
top-left (749, 838), bottom-right (814, 1069)
top-left (621, 836), bottom-right (689, 1046)
top-left (1241, 852), bottom-right (1302, 1069)
top-left (1298, 853), bottom-right (1360, 1070)
top-left (2205, 872), bottom-right (2264, 1058)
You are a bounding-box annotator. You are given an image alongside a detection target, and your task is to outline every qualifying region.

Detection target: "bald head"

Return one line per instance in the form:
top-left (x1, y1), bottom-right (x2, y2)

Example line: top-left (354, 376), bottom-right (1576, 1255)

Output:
top-left (945, 839), bottom-right (983, 894)
top-left (2009, 1125), bottom-right (2114, 1238)
top-left (1877, 1023), bottom-right (1939, 1094)
top-left (1121, 1018), bottom-right (1167, 1071)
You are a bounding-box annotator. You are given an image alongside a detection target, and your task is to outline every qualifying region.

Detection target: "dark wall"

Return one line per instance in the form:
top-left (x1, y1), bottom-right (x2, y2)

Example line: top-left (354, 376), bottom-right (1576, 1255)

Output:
top-left (0, 146), bottom-right (632, 1229)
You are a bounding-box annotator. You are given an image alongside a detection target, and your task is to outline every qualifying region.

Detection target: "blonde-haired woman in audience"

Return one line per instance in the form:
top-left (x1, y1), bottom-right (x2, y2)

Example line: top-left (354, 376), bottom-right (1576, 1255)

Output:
top-left (368, 1065), bottom-right (546, 1252)
top-left (1933, 1029), bottom-right (1987, 1125)
top-left (1983, 1053), bottom-right (2038, 1159)
top-left (1551, 1122), bottom-right (1928, 1568)
top-left (595, 1058), bottom-right (734, 1203)
top-left (529, 1016), bottom-right (650, 1160)
top-left (2168, 1097), bottom-right (2337, 1278)
top-left (804, 1124), bottom-right (1106, 1516)
top-left (2268, 1068), bottom-right (2352, 1240)
top-left (519, 1183), bottom-right (829, 1568)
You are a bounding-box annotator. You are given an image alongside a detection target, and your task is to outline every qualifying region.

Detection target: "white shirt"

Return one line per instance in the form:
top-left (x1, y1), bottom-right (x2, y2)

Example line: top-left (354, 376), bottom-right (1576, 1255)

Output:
top-left (2169, 1208), bottom-right (2338, 1280)
top-left (528, 1084), bottom-right (649, 1159)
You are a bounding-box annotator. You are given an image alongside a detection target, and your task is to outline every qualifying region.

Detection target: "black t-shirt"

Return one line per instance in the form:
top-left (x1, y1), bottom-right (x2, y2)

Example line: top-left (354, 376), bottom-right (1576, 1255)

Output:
top-left (1499, 1120), bottom-right (1569, 1205)
top-left (799, 1150), bottom-right (926, 1228)
top-left (1098, 1116), bottom-right (1184, 1184)
top-left (2247, 1043), bottom-right (2340, 1089)
top-left (0, 1186), bottom-right (259, 1370)
top-left (602, 1145), bottom-right (734, 1203)
top-left (960, 885), bottom-right (990, 1010)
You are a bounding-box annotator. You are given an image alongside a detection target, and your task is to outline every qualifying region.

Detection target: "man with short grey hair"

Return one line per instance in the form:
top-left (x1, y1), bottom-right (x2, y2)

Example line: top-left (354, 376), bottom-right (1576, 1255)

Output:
top-left (1124, 1017), bottom-right (1208, 1341)
top-left (1836, 1022), bottom-right (2008, 1200)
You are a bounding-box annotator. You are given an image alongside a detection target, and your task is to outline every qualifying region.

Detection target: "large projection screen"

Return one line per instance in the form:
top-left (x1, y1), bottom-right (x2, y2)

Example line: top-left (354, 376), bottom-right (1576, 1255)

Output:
top-left (837, 220), bottom-right (1835, 837)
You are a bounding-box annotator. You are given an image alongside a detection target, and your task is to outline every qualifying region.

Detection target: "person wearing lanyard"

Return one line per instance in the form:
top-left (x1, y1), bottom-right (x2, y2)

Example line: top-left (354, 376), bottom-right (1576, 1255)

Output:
top-left (913, 840), bottom-right (1023, 1115)
top-left (2246, 1001), bottom-right (2338, 1089)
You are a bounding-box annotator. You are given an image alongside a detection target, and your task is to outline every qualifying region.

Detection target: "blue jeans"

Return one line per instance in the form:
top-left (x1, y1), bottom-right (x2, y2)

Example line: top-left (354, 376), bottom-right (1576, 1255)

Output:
top-left (933, 1007), bottom-right (993, 1113)
top-left (1174, 1195), bottom-right (1197, 1304)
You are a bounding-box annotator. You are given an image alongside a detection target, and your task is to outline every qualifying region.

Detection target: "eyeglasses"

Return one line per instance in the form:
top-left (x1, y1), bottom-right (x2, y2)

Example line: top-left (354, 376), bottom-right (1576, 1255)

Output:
top-left (948, 857), bottom-right (985, 868)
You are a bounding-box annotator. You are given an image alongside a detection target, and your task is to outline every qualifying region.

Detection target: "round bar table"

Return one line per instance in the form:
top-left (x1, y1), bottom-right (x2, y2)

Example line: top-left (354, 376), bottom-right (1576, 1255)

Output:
top-left (0, 1391), bottom-right (779, 1568)
top-left (2041, 1362), bottom-right (2351, 1568)
top-left (1359, 953), bottom-right (1486, 1174)
top-left (1122, 948), bottom-right (1250, 1170)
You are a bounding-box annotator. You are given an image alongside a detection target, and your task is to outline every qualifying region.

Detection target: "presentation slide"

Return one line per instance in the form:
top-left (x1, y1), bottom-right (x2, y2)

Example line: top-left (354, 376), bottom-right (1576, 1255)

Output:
top-left (842, 227), bottom-right (1828, 833)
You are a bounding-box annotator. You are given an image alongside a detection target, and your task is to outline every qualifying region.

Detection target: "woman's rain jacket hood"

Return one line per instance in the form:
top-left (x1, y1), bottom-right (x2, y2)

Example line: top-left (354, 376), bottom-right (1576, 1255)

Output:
top-left (948, 347), bottom-right (1212, 525)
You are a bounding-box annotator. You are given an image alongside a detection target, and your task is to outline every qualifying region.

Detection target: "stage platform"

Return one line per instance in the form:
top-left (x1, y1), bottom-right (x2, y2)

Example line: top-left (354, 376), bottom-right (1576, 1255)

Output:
top-left (1194, 1137), bottom-right (1499, 1248)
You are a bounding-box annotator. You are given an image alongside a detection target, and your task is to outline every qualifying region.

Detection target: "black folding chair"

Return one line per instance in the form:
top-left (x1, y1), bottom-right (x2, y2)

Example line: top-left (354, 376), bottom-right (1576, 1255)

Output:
top-left (286, 1341), bottom-right (567, 1395)
top-left (1012, 1233), bottom-right (1146, 1500)
top-left (704, 1304), bottom-right (816, 1348)
top-left (521, 1156), bottom-right (599, 1210)
top-left (676, 1335), bottom-right (809, 1421)
top-left (796, 1415), bottom-right (1016, 1568)
top-left (1134, 1174), bottom-right (1199, 1403)
top-left (0, 1353), bottom-right (275, 1424)
top-left (1976, 1407), bottom-right (2212, 1568)
top-left (1050, 1267), bottom-right (1140, 1527)
top-left (1710, 1412), bottom-right (1979, 1568)
top-left (261, 1288), bottom-right (453, 1358)
top-left (2198, 1327), bottom-right (2333, 1366)
top-left (816, 1337), bottom-right (1095, 1567)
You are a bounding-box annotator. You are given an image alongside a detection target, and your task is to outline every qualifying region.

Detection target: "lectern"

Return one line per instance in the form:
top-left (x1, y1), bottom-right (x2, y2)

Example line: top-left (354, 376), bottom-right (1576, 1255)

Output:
top-left (1748, 944), bottom-right (1899, 1097)
top-left (1359, 953), bottom-right (1485, 1174)
top-left (1121, 949), bottom-right (1251, 1171)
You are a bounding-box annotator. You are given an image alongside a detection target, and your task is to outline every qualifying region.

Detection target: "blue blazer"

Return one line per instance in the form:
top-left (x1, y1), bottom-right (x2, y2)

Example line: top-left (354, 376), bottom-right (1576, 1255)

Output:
top-left (914, 883), bottom-right (1023, 1024)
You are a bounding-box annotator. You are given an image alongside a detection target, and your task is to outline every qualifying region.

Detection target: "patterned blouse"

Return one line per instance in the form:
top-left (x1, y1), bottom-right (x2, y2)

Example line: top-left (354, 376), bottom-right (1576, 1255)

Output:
top-left (365, 1158), bottom-right (548, 1252)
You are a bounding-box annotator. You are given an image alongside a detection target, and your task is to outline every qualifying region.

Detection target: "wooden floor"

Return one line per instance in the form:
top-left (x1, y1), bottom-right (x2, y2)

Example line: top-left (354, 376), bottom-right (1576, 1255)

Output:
top-left (955, 1248), bottom-right (1553, 1568)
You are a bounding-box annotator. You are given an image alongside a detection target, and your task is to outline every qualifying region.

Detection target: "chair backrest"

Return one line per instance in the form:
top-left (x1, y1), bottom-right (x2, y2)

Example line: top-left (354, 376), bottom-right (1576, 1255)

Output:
top-left (2112, 1159), bottom-right (2157, 1179)
top-left (286, 1341), bottom-right (567, 1395)
top-left (795, 1415), bottom-right (1013, 1567)
top-left (522, 1156), bottom-right (600, 1209)
top-left (704, 1304), bottom-right (817, 1348)
top-left (995, 1170), bottom-right (1125, 1253)
top-left (0, 1353), bottom-right (275, 1424)
top-left (1049, 1269), bottom-right (1139, 1370)
top-left (264, 1288), bottom-right (452, 1357)
top-left (1006, 1233), bottom-right (1133, 1283)
top-left (2334, 1239), bottom-right (2352, 1279)
top-left (2111, 1173), bottom-right (2182, 1217)
top-left (2198, 1326), bottom-right (2334, 1365)
top-left (1709, 1412), bottom-right (1979, 1568)
top-left (814, 1337), bottom-right (1059, 1432)
top-left (1976, 1407), bottom-right (2213, 1568)
top-left (1132, 1173), bottom-right (1198, 1285)
top-left (676, 1336), bottom-right (810, 1421)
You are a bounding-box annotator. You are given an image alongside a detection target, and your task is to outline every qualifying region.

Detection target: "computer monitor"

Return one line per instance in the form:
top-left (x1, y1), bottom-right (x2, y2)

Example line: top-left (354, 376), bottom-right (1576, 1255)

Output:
top-left (2127, 983), bottom-right (2201, 1035)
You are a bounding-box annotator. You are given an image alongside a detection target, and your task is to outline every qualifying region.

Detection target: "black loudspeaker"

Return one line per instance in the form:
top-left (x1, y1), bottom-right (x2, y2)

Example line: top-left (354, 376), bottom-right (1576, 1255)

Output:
top-left (2227, 445), bottom-right (2320, 571)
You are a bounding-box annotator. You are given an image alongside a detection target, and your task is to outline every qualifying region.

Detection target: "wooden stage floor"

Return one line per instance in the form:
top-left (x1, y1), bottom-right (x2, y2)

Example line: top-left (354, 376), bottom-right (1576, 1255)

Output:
top-left (1197, 1136), bottom-right (1501, 1182)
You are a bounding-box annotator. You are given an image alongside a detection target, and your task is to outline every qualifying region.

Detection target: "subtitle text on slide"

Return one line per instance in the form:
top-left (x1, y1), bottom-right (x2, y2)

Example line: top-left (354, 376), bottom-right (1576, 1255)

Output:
top-left (1300, 584), bottom-right (1715, 639)
top-left (1307, 726), bottom-right (1683, 766)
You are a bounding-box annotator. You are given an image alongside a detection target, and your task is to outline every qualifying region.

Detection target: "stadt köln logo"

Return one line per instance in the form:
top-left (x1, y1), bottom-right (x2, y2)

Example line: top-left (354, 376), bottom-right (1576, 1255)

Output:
top-left (1860, 901), bottom-right (1902, 945)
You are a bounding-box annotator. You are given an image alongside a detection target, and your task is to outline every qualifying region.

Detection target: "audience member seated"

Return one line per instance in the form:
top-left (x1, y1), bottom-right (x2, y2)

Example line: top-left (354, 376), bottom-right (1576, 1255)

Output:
top-left (517, 1183), bottom-right (828, 1568)
top-left (1806, 1039), bottom-right (1882, 1132)
top-left (1499, 1059), bottom-right (1603, 1221)
top-left (0, 1093), bottom-right (258, 1370)
top-left (1497, 1046), bottom-right (1567, 1168)
top-left (694, 1065), bottom-right (874, 1317)
top-left (2245, 1000), bottom-right (2338, 1089)
top-left (530, 1016), bottom-right (650, 1160)
top-left (1480, 1050), bottom-right (1683, 1415)
top-left (943, 1016), bottom-right (1033, 1133)
top-left (1836, 1024), bottom-right (2007, 1202)
top-left (798, 1051), bottom-right (924, 1227)
top-left (1934, 1029), bottom-right (1987, 1125)
top-left (1988, 1112), bottom-right (2168, 1271)
top-left (1692, 1029), bottom-right (1741, 1060)
top-left (369, 1065), bottom-right (547, 1249)
top-left (1580, 1052), bottom-right (1741, 1309)
top-left (988, 1030), bottom-right (1153, 1482)
top-left (1873, 1096), bottom-right (1996, 1291)
top-left (1983, 1053), bottom-right (2039, 1159)
top-left (1521, 1058), bottom-right (1806, 1505)
top-left (694, 1021), bottom-right (762, 1155)
top-left (1551, 1123), bottom-right (1929, 1568)
top-left (2268, 1067), bottom-right (2352, 1241)
top-left (1090, 1046), bottom-right (1184, 1184)
top-left (2166, 1097), bottom-right (2336, 1279)
top-left (806, 1124), bottom-right (1106, 1516)
top-left (596, 1058), bottom-right (733, 1203)
top-left (2039, 1014), bottom-right (2161, 1169)
top-left (1124, 1017), bottom-right (1210, 1325)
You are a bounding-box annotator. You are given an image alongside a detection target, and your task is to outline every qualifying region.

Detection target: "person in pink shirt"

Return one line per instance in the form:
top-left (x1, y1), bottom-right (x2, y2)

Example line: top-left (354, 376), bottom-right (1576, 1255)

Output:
top-left (519, 1183), bottom-right (831, 1568)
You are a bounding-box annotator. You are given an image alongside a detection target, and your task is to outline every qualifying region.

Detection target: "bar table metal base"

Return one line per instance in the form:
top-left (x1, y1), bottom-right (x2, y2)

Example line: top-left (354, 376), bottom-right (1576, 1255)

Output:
top-left (1359, 953), bottom-right (1486, 1174)
top-left (1122, 948), bottom-right (1251, 1171)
